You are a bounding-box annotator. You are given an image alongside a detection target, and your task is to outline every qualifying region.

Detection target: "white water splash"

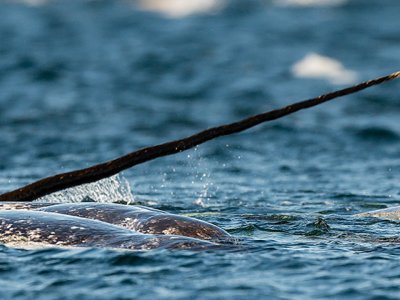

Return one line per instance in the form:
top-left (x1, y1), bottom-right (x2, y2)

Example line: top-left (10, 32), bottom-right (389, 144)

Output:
top-left (35, 174), bottom-right (134, 203)
top-left (291, 53), bottom-right (358, 85)
top-left (275, 0), bottom-right (347, 7)
top-left (135, 0), bottom-right (225, 18)
top-left (193, 172), bottom-right (214, 208)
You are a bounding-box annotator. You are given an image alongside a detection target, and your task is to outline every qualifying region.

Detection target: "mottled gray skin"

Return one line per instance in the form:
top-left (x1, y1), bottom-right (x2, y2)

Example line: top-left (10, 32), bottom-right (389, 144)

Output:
top-left (0, 202), bottom-right (233, 250)
top-left (356, 206), bottom-right (400, 221)
top-left (0, 202), bottom-right (55, 211)
top-left (37, 203), bottom-right (231, 242)
top-left (0, 210), bottom-right (220, 250)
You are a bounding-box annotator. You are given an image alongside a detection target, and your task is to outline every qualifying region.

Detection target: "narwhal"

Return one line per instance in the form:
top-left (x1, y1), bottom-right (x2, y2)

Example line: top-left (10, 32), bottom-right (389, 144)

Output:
top-left (356, 206), bottom-right (400, 221)
top-left (0, 72), bottom-right (398, 250)
top-left (0, 202), bottom-right (233, 250)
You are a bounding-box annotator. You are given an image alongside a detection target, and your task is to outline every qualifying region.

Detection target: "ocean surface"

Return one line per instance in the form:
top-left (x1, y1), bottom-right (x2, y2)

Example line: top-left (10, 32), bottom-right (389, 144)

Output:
top-left (1, 0), bottom-right (400, 299)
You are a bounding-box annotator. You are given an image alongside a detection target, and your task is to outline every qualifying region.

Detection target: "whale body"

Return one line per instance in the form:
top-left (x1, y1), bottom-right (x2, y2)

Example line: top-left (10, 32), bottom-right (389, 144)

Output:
top-left (0, 202), bottom-right (233, 250)
top-left (37, 203), bottom-right (230, 242)
top-left (356, 206), bottom-right (400, 221)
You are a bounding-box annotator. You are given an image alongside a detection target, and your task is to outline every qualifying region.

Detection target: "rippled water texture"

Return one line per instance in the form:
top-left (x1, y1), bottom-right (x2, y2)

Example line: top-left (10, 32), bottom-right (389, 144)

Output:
top-left (0, 0), bottom-right (400, 299)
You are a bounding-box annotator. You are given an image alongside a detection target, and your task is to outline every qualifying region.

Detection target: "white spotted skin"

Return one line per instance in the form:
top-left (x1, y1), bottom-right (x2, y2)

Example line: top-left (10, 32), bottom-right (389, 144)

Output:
top-left (37, 203), bottom-right (232, 242)
top-left (0, 203), bottom-right (233, 250)
top-left (356, 206), bottom-right (400, 221)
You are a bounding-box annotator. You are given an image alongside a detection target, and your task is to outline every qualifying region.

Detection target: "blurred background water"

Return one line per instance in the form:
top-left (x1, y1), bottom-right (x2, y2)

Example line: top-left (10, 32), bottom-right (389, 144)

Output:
top-left (0, 0), bottom-right (400, 299)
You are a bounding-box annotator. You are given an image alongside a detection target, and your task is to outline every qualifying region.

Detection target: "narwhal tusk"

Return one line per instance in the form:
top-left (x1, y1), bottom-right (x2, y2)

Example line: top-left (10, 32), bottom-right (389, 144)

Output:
top-left (1, 71), bottom-right (399, 202)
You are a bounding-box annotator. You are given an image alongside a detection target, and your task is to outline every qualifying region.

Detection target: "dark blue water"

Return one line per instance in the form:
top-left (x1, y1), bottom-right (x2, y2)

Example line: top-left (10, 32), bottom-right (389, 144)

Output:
top-left (1, 0), bottom-right (400, 298)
